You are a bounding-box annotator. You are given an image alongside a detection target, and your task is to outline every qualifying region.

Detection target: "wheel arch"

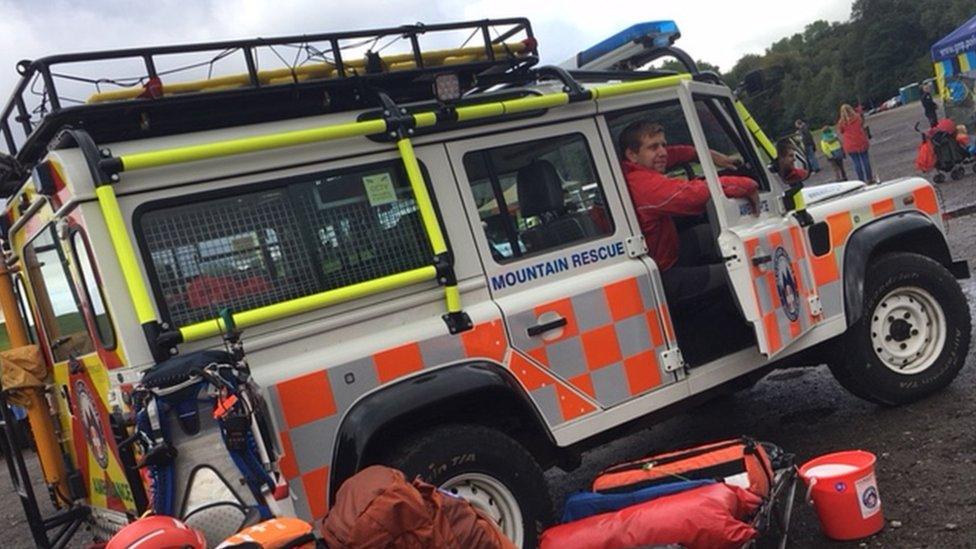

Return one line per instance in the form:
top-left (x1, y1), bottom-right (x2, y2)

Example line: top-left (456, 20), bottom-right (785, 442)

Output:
top-left (327, 360), bottom-right (558, 504)
top-left (843, 211), bottom-right (954, 326)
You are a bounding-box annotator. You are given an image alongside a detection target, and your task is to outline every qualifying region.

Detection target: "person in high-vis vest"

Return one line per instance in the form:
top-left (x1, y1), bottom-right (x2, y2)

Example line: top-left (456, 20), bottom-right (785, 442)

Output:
top-left (819, 126), bottom-right (848, 182)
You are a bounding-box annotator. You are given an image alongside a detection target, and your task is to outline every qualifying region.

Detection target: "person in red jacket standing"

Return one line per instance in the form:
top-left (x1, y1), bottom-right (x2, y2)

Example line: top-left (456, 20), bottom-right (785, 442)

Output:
top-left (837, 103), bottom-right (873, 182)
top-left (618, 120), bottom-right (758, 305)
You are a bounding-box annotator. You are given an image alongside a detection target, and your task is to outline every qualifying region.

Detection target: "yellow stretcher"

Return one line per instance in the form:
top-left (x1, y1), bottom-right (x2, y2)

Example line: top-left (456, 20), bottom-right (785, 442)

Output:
top-left (87, 41), bottom-right (531, 104)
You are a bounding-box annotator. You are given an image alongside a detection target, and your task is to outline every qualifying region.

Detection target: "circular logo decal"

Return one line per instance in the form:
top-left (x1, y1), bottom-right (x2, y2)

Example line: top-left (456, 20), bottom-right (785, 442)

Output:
top-left (835, 481), bottom-right (847, 492)
top-left (773, 247), bottom-right (801, 322)
top-left (862, 486), bottom-right (879, 509)
top-left (74, 380), bottom-right (109, 469)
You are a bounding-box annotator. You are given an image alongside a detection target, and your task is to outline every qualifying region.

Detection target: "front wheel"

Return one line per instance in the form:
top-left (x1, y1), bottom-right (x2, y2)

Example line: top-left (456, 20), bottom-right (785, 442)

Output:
top-left (829, 253), bottom-right (971, 405)
top-left (385, 424), bottom-right (553, 548)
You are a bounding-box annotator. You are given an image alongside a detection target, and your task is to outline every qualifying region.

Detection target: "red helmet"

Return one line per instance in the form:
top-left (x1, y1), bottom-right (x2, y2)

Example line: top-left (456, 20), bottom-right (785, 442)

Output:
top-left (106, 515), bottom-right (206, 549)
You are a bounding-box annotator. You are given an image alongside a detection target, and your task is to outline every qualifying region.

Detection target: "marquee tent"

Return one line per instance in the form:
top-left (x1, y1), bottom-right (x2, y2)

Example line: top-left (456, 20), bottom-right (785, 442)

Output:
top-left (932, 14), bottom-right (976, 97)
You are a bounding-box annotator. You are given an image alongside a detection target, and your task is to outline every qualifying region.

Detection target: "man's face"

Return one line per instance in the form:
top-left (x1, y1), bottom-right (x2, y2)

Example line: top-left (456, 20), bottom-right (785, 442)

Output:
top-left (626, 132), bottom-right (669, 173)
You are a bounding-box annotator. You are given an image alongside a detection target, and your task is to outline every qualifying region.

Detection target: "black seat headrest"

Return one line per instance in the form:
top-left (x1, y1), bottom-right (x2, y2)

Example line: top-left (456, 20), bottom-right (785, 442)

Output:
top-left (517, 160), bottom-right (565, 218)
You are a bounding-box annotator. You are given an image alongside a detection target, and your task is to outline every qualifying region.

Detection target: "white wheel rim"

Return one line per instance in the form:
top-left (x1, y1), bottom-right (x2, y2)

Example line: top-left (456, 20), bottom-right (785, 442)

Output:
top-left (441, 472), bottom-right (523, 543)
top-left (869, 286), bottom-right (946, 375)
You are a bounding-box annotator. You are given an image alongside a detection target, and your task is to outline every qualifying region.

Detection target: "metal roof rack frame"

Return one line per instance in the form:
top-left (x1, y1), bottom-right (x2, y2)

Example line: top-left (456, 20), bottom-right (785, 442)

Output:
top-left (0, 18), bottom-right (538, 193)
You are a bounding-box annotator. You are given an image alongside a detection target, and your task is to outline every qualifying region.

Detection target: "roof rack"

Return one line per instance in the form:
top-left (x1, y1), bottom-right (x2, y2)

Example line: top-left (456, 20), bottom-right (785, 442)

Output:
top-left (0, 18), bottom-right (537, 187)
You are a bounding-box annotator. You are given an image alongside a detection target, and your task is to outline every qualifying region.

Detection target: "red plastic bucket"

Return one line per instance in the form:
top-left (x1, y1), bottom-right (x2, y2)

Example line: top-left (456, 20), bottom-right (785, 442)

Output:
top-left (798, 450), bottom-right (884, 540)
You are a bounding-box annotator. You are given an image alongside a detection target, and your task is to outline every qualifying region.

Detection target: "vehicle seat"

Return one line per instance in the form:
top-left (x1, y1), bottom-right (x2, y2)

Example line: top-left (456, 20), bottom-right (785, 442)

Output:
top-left (516, 160), bottom-right (599, 252)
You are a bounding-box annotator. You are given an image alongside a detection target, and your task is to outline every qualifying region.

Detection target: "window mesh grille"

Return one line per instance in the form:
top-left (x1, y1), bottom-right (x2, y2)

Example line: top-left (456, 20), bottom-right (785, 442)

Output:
top-left (140, 162), bottom-right (434, 328)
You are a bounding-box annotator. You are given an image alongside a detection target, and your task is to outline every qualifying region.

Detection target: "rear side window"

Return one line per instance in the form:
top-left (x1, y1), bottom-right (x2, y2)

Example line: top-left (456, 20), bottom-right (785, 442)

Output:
top-left (13, 275), bottom-right (37, 344)
top-left (139, 160), bottom-right (435, 328)
top-left (71, 230), bottom-right (115, 349)
top-left (23, 225), bottom-right (94, 362)
top-left (462, 133), bottom-right (612, 262)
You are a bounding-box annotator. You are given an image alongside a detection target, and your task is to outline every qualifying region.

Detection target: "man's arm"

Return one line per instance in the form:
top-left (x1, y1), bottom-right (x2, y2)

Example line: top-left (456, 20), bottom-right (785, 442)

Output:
top-left (627, 169), bottom-right (710, 216)
top-left (666, 145), bottom-right (740, 170)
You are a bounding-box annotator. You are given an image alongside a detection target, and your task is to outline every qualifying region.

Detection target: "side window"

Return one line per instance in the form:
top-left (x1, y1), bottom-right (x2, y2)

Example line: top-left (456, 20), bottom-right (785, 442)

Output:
top-left (462, 133), bottom-right (612, 261)
top-left (13, 274), bottom-right (37, 344)
top-left (139, 159), bottom-right (435, 328)
top-left (71, 230), bottom-right (116, 349)
top-left (694, 97), bottom-right (770, 191)
top-left (607, 98), bottom-right (768, 191)
top-left (23, 225), bottom-right (94, 361)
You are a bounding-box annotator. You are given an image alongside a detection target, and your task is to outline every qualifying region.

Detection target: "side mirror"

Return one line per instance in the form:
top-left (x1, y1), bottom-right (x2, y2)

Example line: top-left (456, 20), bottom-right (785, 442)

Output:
top-left (741, 70), bottom-right (765, 96)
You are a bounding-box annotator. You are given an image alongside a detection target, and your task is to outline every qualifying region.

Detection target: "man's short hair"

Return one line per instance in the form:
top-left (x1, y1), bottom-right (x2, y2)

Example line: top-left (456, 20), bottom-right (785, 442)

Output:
top-left (619, 120), bottom-right (665, 157)
top-left (776, 138), bottom-right (796, 158)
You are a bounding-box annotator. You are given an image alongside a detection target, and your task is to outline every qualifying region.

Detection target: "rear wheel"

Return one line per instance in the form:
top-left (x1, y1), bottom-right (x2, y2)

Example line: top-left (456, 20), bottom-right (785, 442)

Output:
top-left (933, 172), bottom-right (946, 184)
top-left (385, 424), bottom-right (553, 548)
top-left (951, 165), bottom-right (965, 180)
top-left (829, 253), bottom-right (970, 405)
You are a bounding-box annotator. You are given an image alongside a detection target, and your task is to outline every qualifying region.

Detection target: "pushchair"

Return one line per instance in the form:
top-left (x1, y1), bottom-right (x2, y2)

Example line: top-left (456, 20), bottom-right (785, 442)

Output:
top-left (914, 119), bottom-right (974, 183)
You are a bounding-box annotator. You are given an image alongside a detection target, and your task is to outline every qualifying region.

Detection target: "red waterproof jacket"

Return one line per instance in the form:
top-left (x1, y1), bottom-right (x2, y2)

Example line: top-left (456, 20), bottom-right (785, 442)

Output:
top-left (838, 114), bottom-right (870, 153)
top-left (622, 146), bottom-right (757, 271)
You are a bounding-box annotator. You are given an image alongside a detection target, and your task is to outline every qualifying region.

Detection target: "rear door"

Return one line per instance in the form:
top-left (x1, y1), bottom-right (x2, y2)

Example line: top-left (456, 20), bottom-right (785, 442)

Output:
top-left (447, 120), bottom-right (681, 415)
top-left (21, 218), bottom-right (140, 515)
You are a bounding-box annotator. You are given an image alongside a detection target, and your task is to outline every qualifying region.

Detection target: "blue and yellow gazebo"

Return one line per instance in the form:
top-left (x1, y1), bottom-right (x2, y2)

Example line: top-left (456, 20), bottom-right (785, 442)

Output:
top-left (932, 14), bottom-right (976, 98)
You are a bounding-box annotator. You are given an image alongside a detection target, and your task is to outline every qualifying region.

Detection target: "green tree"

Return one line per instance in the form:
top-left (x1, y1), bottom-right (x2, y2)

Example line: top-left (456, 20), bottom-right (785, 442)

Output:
top-left (726, 0), bottom-right (974, 134)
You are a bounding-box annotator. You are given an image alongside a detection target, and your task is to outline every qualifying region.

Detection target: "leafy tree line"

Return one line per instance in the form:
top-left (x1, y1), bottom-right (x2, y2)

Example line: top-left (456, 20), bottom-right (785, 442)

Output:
top-left (678, 0), bottom-right (974, 136)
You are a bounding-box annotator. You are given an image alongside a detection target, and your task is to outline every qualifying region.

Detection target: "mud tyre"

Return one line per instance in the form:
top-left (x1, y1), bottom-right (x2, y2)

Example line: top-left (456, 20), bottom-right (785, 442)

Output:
top-left (933, 172), bottom-right (946, 184)
top-left (830, 253), bottom-right (970, 405)
top-left (951, 165), bottom-right (965, 180)
top-left (385, 424), bottom-right (553, 548)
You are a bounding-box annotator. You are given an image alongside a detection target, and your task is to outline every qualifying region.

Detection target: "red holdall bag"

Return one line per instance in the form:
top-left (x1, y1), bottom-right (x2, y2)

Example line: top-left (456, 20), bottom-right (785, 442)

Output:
top-left (592, 437), bottom-right (774, 497)
top-left (539, 483), bottom-right (762, 549)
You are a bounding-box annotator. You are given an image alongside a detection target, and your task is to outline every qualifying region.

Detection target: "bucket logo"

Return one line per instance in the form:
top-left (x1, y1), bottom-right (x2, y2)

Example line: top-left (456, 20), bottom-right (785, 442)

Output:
top-left (75, 380), bottom-right (109, 469)
top-left (862, 486), bottom-right (879, 509)
top-left (773, 247), bottom-right (800, 322)
top-left (834, 481), bottom-right (847, 492)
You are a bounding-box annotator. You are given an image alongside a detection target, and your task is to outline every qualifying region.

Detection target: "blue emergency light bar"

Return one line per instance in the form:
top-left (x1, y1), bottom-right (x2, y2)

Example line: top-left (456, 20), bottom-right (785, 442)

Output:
top-left (575, 21), bottom-right (680, 69)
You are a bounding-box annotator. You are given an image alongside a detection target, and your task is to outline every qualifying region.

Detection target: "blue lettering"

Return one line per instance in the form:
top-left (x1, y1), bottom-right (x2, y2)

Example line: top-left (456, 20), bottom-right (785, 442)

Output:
top-left (615, 241), bottom-right (625, 256)
top-left (557, 257), bottom-right (569, 272)
top-left (597, 246), bottom-right (608, 260)
top-left (491, 275), bottom-right (507, 290)
top-left (571, 253), bottom-right (583, 267)
top-left (544, 261), bottom-right (555, 276)
top-left (505, 272), bottom-right (517, 287)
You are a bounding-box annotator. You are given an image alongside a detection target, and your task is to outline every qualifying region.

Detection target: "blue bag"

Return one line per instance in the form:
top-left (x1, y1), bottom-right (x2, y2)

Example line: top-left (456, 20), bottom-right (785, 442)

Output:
top-left (561, 479), bottom-right (714, 522)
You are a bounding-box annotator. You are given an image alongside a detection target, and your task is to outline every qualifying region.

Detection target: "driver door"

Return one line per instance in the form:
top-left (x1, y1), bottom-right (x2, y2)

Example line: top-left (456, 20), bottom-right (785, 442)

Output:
top-left (685, 90), bottom-right (823, 356)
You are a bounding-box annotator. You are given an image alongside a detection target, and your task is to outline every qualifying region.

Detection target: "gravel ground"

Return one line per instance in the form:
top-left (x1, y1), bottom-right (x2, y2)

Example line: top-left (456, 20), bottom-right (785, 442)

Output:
top-left (2, 101), bottom-right (975, 548)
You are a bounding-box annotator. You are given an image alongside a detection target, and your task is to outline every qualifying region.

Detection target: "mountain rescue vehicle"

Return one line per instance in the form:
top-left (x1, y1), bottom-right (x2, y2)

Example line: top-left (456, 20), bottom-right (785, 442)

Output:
top-left (0, 18), bottom-right (968, 548)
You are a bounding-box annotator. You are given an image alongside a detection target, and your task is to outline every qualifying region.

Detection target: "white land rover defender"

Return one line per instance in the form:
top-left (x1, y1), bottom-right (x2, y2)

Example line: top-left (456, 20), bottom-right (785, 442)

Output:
top-left (0, 18), bottom-right (968, 548)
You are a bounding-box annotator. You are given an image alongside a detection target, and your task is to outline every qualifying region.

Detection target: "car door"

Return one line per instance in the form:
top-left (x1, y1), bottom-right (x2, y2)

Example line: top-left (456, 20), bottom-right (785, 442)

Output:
top-left (20, 218), bottom-right (140, 515)
top-left (447, 120), bottom-right (681, 415)
top-left (684, 91), bottom-right (823, 357)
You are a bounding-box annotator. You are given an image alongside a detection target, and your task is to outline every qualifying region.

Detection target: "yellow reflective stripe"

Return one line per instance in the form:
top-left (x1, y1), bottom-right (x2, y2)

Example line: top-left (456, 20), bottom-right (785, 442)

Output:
top-left (444, 285), bottom-right (462, 313)
top-left (120, 119), bottom-right (389, 172)
top-left (590, 73), bottom-right (691, 99)
top-left (396, 137), bottom-right (447, 254)
top-left (734, 100), bottom-right (777, 159)
top-left (178, 266), bottom-right (437, 342)
top-left (95, 186), bottom-right (157, 324)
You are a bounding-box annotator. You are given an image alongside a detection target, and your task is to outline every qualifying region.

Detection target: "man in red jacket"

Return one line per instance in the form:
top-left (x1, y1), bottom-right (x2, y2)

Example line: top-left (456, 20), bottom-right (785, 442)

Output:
top-left (619, 120), bottom-right (758, 305)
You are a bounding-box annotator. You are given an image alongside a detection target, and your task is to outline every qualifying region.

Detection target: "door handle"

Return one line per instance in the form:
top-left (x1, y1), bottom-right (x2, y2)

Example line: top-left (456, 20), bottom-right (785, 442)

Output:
top-left (752, 254), bottom-right (772, 266)
top-left (527, 317), bottom-right (568, 337)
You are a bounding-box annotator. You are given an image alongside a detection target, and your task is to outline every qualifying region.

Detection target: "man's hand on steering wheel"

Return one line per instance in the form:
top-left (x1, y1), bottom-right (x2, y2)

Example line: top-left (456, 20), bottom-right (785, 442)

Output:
top-left (710, 151), bottom-right (741, 170)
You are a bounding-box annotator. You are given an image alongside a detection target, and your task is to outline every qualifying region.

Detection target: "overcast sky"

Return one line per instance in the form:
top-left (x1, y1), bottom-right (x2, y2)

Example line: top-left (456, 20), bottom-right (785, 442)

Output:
top-left (0, 0), bottom-right (854, 100)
